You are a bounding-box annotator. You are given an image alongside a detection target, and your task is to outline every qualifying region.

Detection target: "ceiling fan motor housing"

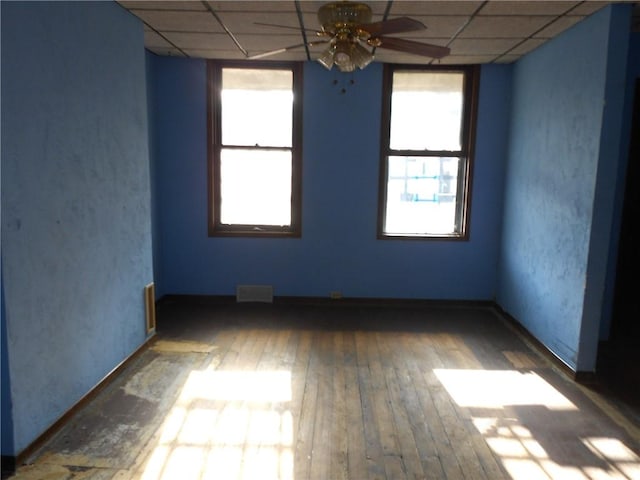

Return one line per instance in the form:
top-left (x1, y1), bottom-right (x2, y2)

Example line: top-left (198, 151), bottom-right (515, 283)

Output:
top-left (318, 1), bottom-right (372, 33)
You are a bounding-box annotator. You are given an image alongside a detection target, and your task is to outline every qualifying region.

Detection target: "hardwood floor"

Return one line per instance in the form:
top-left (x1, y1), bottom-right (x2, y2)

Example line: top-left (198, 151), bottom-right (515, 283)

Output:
top-left (9, 300), bottom-right (640, 479)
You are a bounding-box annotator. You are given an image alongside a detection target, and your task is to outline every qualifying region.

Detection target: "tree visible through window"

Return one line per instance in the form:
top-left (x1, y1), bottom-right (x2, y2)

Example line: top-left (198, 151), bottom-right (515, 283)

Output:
top-left (378, 65), bottom-right (478, 239)
top-left (208, 62), bottom-right (302, 237)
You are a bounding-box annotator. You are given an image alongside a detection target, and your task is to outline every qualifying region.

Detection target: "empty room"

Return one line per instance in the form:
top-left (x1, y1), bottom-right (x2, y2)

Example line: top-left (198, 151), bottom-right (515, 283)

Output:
top-left (1, 1), bottom-right (639, 479)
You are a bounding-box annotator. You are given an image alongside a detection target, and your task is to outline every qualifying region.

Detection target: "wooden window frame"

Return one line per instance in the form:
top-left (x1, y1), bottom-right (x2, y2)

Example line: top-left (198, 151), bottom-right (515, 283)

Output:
top-left (377, 64), bottom-right (479, 241)
top-left (207, 60), bottom-right (303, 237)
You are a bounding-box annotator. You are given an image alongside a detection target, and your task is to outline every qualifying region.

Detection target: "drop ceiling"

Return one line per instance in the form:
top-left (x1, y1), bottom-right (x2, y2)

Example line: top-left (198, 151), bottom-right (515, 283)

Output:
top-left (118, 1), bottom-right (639, 65)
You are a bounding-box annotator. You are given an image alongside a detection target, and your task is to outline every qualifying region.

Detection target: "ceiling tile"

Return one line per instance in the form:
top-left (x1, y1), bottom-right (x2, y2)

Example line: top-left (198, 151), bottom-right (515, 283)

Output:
top-left (130, 10), bottom-right (223, 32)
top-left (235, 34), bottom-right (307, 52)
top-left (390, 1), bottom-right (483, 16)
top-left (569, 2), bottom-right (610, 15)
top-left (118, 1), bottom-right (206, 11)
top-left (144, 30), bottom-right (174, 48)
top-left (478, 1), bottom-right (579, 16)
top-left (508, 38), bottom-right (547, 55)
top-left (206, 1), bottom-right (297, 12)
top-left (147, 46), bottom-right (187, 57)
top-left (120, 0), bottom-right (624, 65)
top-left (215, 11), bottom-right (302, 33)
top-left (449, 38), bottom-right (521, 55)
top-left (459, 15), bottom-right (555, 38)
top-left (293, 1), bottom-right (388, 16)
top-left (533, 15), bottom-right (584, 38)
top-left (184, 49), bottom-right (309, 61)
top-left (494, 54), bottom-right (522, 63)
top-left (182, 49), bottom-right (246, 59)
top-left (162, 32), bottom-right (238, 50)
top-left (373, 50), bottom-right (453, 65)
top-left (436, 54), bottom-right (504, 64)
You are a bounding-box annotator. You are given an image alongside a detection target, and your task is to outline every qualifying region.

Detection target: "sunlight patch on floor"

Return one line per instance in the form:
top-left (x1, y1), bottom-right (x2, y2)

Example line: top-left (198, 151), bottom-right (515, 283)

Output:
top-left (438, 369), bottom-right (640, 480)
top-left (138, 370), bottom-right (294, 480)
top-left (181, 370), bottom-right (292, 403)
top-left (433, 369), bottom-right (577, 410)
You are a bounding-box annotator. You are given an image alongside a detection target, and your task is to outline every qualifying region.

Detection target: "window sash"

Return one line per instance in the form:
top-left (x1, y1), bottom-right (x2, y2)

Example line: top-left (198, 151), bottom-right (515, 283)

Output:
top-left (208, 61), bottom-right (302, 237)
top-left (378, 65), bottom-right (478, 240)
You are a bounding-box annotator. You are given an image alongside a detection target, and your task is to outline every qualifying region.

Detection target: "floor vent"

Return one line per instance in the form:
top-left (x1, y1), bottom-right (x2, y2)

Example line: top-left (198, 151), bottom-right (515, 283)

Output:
top-left (236, 285), bottom-right (273, 303)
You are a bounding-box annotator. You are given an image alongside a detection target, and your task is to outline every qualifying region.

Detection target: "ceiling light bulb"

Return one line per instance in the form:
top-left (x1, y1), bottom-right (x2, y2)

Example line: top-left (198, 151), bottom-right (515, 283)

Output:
top-left (333, 41), bottom-right (352, 70)
top-left (334, 51), bottom-right (350, 66)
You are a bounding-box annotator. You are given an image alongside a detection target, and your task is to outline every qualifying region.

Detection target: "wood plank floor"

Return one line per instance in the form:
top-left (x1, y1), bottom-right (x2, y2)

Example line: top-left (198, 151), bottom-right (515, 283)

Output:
top-left (9, 300), bottom-right (640, 480)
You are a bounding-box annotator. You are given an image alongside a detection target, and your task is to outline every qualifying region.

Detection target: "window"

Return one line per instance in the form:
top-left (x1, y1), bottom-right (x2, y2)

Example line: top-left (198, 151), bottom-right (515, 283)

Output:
top-left (208, 61), bottom-right (302, 237)
top-left (378, 65), bottom-right (478, 239)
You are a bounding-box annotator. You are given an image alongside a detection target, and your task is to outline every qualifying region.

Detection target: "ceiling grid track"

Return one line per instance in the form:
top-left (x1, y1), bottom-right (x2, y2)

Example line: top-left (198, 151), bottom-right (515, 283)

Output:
top-left (202, 0), bottom-right (249, 58)
top-left (144, 21), bottom-right (189, 58)
top-left (370, 1), bottom-right (393, 59)
top-left (429, 0), bottom-right (489, 65)
top-left (491, 1), bottom-right (587, 63)
top-left (119, 0), bottom-right (635, 65)
top-left (294, 0), bottom-right (311, 61)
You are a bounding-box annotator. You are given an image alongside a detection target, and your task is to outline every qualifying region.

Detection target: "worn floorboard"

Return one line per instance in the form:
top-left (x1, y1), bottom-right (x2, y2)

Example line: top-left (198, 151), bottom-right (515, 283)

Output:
top-left (8, 301), bottom-right (640, 480)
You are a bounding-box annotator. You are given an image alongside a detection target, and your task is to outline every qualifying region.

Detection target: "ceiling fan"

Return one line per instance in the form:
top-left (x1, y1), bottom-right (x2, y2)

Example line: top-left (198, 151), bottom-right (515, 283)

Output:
top-left (248, 1), bottom-right (451, 72)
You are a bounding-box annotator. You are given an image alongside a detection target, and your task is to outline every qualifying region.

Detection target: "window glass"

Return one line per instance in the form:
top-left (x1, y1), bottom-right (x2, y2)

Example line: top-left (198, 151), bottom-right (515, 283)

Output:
top-left (379, 66), bottom-right (477, 239)
top-left (383, 156), bottom-right (459, 235)
top-left (389, 72), bottom-right (464, 151)
top-left (221, 68), bottom-right (293, 148)
top-left (208, 62), bottom-right (302, 237)
top-left (220, 149), bottom-right (292, 226)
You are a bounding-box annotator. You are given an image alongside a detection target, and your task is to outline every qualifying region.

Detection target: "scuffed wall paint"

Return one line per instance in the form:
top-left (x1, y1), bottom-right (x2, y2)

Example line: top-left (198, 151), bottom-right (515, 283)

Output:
top-left (1, 2), bottom-right (153, 452)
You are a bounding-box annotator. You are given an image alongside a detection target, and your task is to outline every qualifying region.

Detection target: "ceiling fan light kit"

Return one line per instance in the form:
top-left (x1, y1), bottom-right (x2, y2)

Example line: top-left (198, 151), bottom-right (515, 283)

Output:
top-left (249, 1), bottom-right (451, 72)
top-left (316, 1), bottom-right (450, 72)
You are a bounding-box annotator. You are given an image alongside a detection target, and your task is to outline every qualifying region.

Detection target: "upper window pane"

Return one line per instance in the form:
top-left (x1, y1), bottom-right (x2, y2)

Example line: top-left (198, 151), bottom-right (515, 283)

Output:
top-left (389, 72), bottom-right (464, 151)
top-left (221, 68), bottom-right (293, 147)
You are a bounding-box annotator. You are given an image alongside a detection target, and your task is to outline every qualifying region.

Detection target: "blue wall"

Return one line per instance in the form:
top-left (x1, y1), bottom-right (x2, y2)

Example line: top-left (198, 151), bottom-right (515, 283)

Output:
top-left (497, 5), bottom-right (632, 371)
top-left (149, 57), bottom-right (512, 300)
top-left (1, 3), bottom-right (635, 459)
top-left (1, 275), bottom-right (14, 459)
top-left (1, 1), bottom-right (153, 453)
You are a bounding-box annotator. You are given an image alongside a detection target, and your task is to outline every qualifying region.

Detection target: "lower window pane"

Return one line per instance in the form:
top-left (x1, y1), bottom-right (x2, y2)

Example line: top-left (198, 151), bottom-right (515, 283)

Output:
top-left (220, 149), bottom-right (292, 226)
top-left (384, 156), bottom-right (459, 235)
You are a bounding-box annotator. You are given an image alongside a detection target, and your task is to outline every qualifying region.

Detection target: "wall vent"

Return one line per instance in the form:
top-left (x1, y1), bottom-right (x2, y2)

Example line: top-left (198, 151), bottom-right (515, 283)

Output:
top-left (144, 283), bottom-right (156, 334)
top-left (236, 285), bottom-right (273, 303)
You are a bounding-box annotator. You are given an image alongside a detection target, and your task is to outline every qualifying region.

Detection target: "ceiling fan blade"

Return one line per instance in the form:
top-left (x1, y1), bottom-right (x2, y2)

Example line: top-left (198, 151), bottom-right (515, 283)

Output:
top-left (376, 37), bottom-right (450, 59)
top-left (247, 41), bottom-right (329, 60)
top-left (358, 17), bottom-right (426, 36)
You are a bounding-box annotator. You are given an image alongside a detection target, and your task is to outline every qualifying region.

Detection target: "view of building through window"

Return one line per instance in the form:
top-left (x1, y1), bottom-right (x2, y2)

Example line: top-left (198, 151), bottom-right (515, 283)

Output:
top-left (385, 156), bottom-right (460, 235)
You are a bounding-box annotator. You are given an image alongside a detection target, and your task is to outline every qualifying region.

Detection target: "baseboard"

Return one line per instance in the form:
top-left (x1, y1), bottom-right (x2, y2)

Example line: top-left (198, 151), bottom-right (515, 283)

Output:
top-left (157, 294), bottom-right (236, 307)
top-left (158, 293), bottom-right (495, 309)
top-left (491, 303), bottom-right (595, 381)
top-left (276, 295), bottom-right (495, 309)
top-left (15, 333), bottom-right (156, 467)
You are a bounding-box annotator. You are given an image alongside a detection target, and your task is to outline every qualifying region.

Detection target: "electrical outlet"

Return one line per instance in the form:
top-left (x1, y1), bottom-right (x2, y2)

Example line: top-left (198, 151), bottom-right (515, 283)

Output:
top-left (330, 291), bottom-right (342, 299)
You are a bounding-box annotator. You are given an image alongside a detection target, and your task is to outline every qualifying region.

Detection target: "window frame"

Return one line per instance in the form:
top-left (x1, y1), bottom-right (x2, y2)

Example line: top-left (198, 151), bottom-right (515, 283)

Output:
top-left (377, 64), bottom-right (479, 240)
top-left (207, 60), bottom-right (303, 237)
